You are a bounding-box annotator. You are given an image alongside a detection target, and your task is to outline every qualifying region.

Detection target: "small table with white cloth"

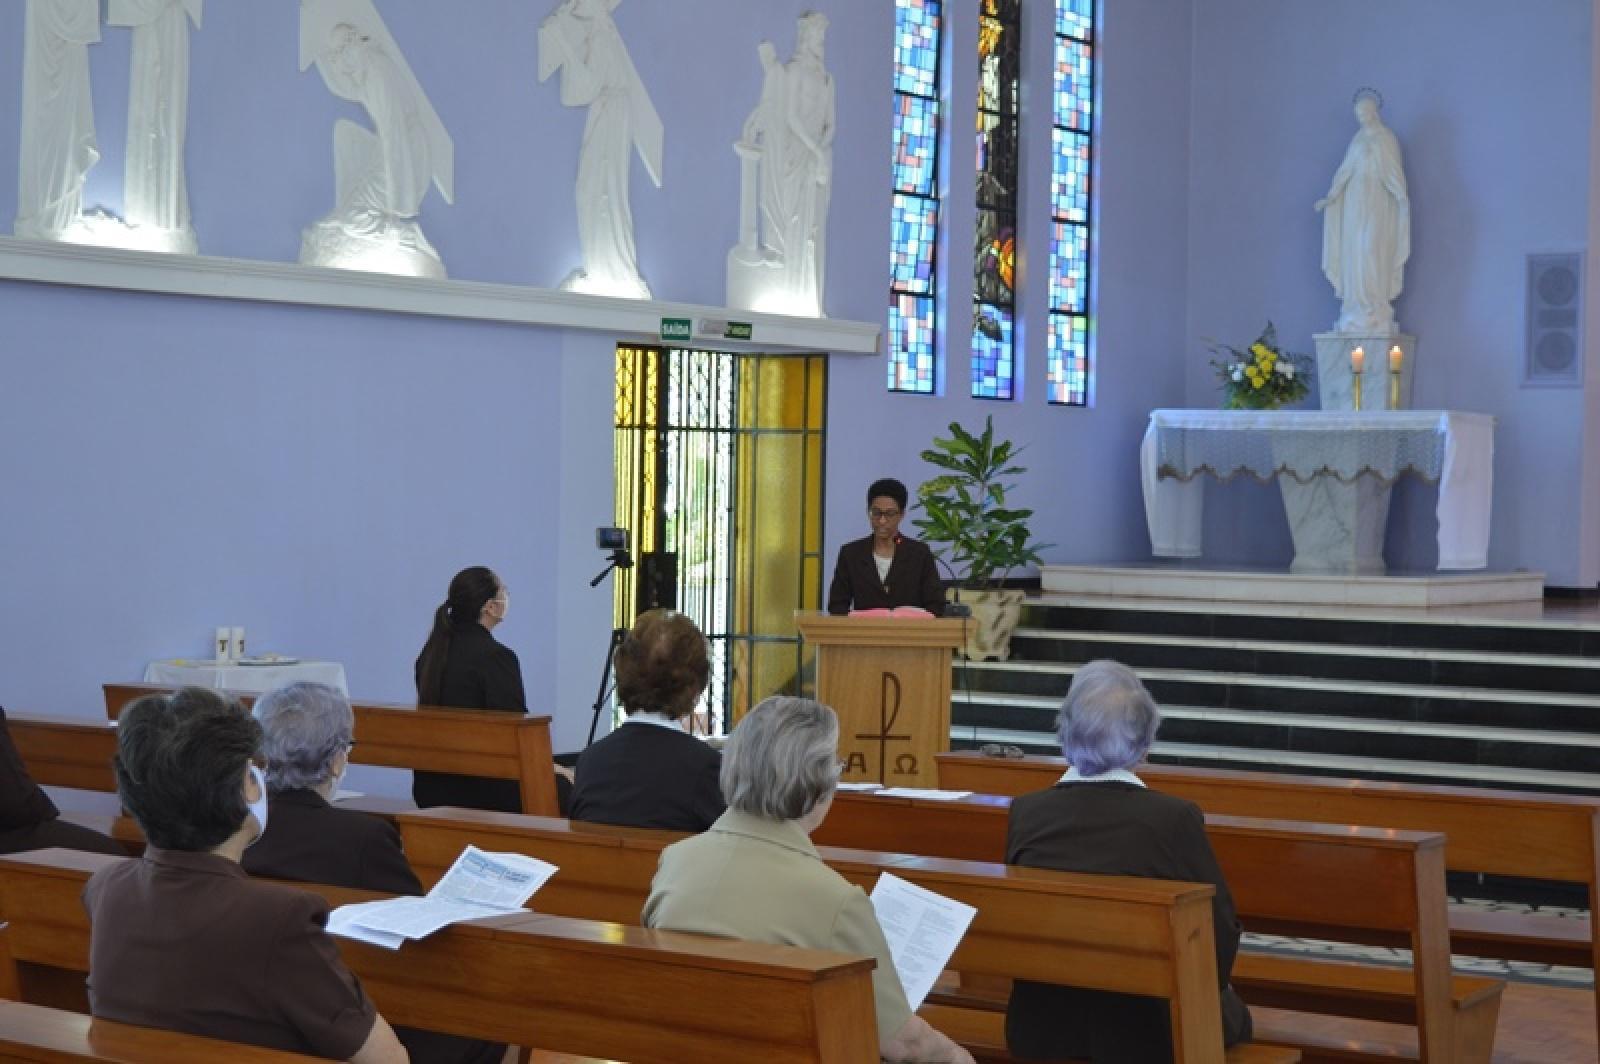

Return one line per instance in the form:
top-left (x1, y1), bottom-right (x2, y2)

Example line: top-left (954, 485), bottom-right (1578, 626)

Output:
top-left (1140, 409), bottom-right (1495, 573)
top-left (141, 659), bottom-right (349, 696)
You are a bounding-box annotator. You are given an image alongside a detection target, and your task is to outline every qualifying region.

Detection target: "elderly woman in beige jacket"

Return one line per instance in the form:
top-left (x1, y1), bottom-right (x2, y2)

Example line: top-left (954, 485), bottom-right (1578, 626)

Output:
top-left (643, 695), bottom-right (972, 1064)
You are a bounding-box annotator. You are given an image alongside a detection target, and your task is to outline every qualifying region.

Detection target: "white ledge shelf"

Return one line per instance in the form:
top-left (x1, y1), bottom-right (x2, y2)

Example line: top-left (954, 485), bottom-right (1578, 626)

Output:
top-left (0, 237), bottom-right (881, 355)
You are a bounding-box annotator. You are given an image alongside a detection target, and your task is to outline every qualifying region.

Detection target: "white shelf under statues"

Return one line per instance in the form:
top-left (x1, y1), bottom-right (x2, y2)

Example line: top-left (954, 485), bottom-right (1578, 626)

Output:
top-left (1141, 409), bottom-right (1495, 574)
top-left (0, 235), bottom-right (880, 354)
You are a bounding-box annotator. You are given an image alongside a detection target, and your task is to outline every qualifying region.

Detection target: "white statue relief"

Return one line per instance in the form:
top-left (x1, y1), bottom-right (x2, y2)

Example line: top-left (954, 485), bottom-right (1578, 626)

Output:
top-left (727, 12), bottom-right (835, 317)
top-left (15, 0), bottom-right (101, 241)
top-left (299, 0), bottom-right (455, 279)
top-left (108, 0), bottom-right (202, 254)
top-left (1316, 89), bottom-right (1410, 335)
top-left (539, 0), bottom-right (662, 300)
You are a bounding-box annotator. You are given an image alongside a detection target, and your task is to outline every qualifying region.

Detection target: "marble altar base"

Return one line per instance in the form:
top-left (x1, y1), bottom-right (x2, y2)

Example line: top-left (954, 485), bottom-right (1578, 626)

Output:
top-left (1039, 564), bottom-right (1546, 609)
top-left (1279, 474), bottom-right (1392, 575)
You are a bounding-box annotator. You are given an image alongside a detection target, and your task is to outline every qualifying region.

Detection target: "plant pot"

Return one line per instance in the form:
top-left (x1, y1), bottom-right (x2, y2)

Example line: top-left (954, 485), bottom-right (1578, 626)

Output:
top-left (957, 589), bottom-right (1026, 662)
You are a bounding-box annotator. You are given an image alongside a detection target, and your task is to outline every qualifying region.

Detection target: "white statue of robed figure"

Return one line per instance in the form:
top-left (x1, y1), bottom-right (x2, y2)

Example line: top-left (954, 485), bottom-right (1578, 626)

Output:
top-left (299, 0), bottom-right (455, 279)
top-left (540, 0), bottom-right (663, 299)
top-left (1316, 88), bottom-right (1410, 335)
top-left (15, 0), bottom-right (101, 241)
top-left (727, 12), bottom-right (836, 317)
top-left (107, 0), bottom-right (202, 254)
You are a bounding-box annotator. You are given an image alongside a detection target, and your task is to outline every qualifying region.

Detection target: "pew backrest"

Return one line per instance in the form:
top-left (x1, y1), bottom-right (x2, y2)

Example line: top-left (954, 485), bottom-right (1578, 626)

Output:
top-left (5, 714), bottom-right (118, 793)
top-left (103, 682), bottom-right (559, 815)
top-left (0, 996), bottom-right (328, 1062)
top-left (395, 808), bottom-right (1232, 1063)
top-left (0, 848), bottom-right (879, 1064)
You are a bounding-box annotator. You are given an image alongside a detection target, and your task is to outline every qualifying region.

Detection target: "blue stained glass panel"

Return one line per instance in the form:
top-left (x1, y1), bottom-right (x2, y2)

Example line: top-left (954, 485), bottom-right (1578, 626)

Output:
top-left (1056, 0), bottom-right (1092, 41)
top-left (1052, 128), bottom-right (1090, 224)
top-left (890, 194), bottom-right (939, 294)
top-left (894, 0), bottom-right (942, 98)
top-left (893, 94), bottom-right (939, 197)
top-left (1049, 221), bottom-right (1088, 313)
top-left (971, 302), bottom-right (1015, 400)
top-left (1055, 36), bottom-right (1092, 132)
top-left (1047, 314), bottom-right (1088, 405)
top-left (889, 294), bottom-right (937, 393)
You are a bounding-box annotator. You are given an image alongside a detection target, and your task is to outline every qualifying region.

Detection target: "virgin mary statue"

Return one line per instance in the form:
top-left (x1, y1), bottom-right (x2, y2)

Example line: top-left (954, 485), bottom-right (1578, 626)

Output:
top-left (1315, 89), bottom-right (1410, 335)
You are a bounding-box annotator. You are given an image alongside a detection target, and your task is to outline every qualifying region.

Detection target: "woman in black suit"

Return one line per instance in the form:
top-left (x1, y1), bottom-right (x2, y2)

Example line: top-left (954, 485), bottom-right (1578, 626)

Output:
top-left (568, 609), bottom-right (724, 832)
top-left (826, 477), bottom-right (946, 616)
top-left (1004, 660), bottom-right (1252, 1062)
top-left (412, 565), bottom-right (528, 811)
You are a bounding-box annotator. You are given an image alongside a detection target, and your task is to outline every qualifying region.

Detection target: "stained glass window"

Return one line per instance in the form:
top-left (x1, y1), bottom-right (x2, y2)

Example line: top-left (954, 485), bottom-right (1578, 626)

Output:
top-left (971, 0), bottom-right (1020, 400)
top-left (1048, 0), bottom-right (1094, 406)
top-left (889, 0), bottom-right (943, 394)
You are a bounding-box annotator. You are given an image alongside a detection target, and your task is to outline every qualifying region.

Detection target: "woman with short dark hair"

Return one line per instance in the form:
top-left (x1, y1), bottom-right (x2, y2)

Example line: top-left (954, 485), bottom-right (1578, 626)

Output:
top-left (413, 565), bottom-right (528, 811)
top-left (568, 609), bottom-right (723, 831)
top-left (826, 477), bottom-right (946, 615)
top-left (83, 687), bottom-right (407, 1063)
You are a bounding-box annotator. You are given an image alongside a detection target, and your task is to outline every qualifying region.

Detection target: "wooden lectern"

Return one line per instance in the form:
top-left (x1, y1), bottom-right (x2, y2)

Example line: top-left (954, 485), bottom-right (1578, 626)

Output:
top-left (796, 613), bottom-right (965, 789)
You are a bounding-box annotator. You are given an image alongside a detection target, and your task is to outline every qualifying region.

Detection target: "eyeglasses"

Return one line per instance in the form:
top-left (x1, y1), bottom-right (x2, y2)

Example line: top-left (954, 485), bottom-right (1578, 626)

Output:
top-left (868, 508), bottom-right (902, 521)
top-left (979, 743), bottom-right (1026, 760)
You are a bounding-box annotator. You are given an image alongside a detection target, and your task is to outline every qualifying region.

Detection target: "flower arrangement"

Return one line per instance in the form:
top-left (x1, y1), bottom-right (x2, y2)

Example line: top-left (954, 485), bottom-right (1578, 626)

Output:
top-left (1207, 322), bottom-right (1313, 410)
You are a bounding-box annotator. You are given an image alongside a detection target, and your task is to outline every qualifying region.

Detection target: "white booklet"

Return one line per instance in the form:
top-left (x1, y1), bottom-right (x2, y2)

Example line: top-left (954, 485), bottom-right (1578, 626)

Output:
top-left (868, 873), bottom-right (978, 1010)
top-left (876, 787), bottom-right (972, 801)
top-left (327, 845), bottom-right (558, 950)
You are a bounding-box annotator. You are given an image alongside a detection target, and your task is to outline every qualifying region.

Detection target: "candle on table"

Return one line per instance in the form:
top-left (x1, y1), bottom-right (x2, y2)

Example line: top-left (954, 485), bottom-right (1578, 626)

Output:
top-left (1388, 345), bottom-right (1404, 410)
top-left (1350, 346), bottom-right (1365, 374)
top-left (1388, 345), bottom-right (1403, 373)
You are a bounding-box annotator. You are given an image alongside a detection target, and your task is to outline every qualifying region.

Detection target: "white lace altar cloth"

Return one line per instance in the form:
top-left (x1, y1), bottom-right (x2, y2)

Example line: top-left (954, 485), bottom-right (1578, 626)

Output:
top-left (1140, 410), bottom-right (1496, 570)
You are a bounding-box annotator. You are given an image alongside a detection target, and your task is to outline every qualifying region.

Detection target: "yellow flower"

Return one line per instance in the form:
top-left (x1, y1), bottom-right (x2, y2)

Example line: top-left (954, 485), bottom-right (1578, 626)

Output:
top-left (1250, 343), bottom-right (1271, 359)
top-left (1245, 367), bottom-right (1260, 380)
top-left (1251, 377), bottom-right (1266, 389)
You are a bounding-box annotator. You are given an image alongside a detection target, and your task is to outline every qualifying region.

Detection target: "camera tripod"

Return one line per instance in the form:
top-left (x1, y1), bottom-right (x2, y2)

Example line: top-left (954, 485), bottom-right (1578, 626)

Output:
top-left (584, 547), bottom-right (633, 748)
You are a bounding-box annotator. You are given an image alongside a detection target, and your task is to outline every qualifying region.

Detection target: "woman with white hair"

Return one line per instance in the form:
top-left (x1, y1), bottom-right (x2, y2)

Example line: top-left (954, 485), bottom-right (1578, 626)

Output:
top-left (1005, 660), bottom-right (1251, 1062)
top-left (644, 696), bottom-right (973, 1064)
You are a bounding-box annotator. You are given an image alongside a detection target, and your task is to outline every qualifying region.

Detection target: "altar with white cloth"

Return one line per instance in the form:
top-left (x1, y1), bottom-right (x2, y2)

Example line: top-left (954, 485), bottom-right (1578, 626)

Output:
top-left (1140, 409), bottom-right (1495, 574)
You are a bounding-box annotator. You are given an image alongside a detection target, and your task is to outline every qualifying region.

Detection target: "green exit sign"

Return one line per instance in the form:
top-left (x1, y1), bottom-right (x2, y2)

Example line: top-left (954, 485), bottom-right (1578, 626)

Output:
top-left (725, 321), bottom-right (753, 340)
top-left (659, 317), bottom-right (692, 342)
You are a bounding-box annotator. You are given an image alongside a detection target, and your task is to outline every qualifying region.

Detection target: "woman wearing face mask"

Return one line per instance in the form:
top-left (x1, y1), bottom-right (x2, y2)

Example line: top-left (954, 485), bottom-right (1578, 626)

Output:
top-left (412, 565), bottom-right (531, 811)
top-left (83, 687), bottom-right (408, 1063)
top-left (244, 682), bottom-right (506, 1064)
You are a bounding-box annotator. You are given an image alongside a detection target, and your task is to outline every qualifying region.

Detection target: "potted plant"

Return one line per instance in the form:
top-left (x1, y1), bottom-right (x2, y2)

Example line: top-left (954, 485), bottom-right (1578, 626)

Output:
top-left (914, 417), bottom-right (1050, 661)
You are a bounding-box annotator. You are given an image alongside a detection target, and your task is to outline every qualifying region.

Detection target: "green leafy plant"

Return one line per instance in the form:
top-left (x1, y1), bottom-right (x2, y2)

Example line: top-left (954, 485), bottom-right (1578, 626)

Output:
top-left (913, 417), bottom-right (1052, 590)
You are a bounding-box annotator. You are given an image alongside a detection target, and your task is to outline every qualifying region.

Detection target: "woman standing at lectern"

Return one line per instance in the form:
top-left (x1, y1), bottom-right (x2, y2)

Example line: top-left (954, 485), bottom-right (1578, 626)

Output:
top-left (826, 478), bottom-right (946, 616)
top-left (412, 565), bottom-right (527, 811)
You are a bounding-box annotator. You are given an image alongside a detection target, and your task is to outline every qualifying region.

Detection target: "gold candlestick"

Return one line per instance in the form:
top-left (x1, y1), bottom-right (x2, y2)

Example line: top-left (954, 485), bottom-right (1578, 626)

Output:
top-left (1353, 372), bottom-right (1363, 411)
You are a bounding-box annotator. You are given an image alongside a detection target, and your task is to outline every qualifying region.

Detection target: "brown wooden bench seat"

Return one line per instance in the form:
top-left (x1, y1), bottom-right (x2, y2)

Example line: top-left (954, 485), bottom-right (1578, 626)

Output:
top-left (5, 714), bottom-right (118, 795)
top-left (395, 807), bottom-right (1298, 1063)
top-left (0, 995), bottom-right (329, 1062)
top-left (103, 682), bottom-right (559, 815)
top-left (938, 750), bottom-right (1600, 1043)
top-left (0, 848), bottom-right (880, 1063)
top-left (811, 790), bottom-right (1501, 1063)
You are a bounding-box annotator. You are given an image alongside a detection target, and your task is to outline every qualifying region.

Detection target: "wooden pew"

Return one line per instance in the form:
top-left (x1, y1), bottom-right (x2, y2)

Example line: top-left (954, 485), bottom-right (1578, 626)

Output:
top-left (0, 848), bottom-right (880, 1064)
top-left (5, 714), bottom-right (118, 794)
top-left (938, 750), bottom-right (1600, 1041)
top-left (0, 996), bottom-right (329, 1062)
top-left (395, 808), bottom-right (1299, 1064)
top-left (811, 790), bottom-right (1500, 1063)
top-left (102, 682), bottom-right (558, 815)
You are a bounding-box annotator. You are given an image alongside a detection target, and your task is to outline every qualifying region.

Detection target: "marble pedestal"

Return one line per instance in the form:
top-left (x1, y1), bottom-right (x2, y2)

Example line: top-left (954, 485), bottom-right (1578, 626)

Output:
top-left (1314, 332), bottom-right (1416, 411)
top-left (1279, 474), bottom-right (1393, 575)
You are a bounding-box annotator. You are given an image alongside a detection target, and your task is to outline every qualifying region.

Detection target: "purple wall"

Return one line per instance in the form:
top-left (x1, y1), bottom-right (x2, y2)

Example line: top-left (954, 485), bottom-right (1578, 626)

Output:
top-left (1184, 0), bottom-right (1595, 582)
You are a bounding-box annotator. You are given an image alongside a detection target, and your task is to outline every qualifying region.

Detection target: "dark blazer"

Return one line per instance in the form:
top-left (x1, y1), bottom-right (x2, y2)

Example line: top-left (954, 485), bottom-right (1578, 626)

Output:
top-left (240, 789), bottom-right (504, 1064)
top-left (826, 535), bottom-right (946, 616)
top-left (570, 721), bottom-right (725, 832)
top-left (1004, 782), bottom-right (1252, 1062)
top-left (83, 847), bottom-right (377, 1060)
top-left (414, 621), bottom-right (527, 812)
top-left (242, 788), bottom-right (422, 894)
top-left (0, 705), bottom-right (121, 857)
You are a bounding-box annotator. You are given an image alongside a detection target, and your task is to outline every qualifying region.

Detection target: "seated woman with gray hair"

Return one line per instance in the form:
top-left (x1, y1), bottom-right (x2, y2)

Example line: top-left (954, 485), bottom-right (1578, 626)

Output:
top-left (243, 681), bottom-right (507, 1064)
top-left (242, 681), bottom-right (421, 894)
top-left (643, 695), bottom-right (974, 1064)
top-left (1005, 660), bottom-right (1251, 1062)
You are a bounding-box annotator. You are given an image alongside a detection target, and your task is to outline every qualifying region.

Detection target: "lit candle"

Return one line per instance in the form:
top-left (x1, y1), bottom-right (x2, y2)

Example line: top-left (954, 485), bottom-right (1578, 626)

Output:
top-left (1388, 345), bottom-right (1403, 410)
top-left (1350, 346), bottom-right (1365, 374)
top-left (1388, 345), bottom-right (1403, 373)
